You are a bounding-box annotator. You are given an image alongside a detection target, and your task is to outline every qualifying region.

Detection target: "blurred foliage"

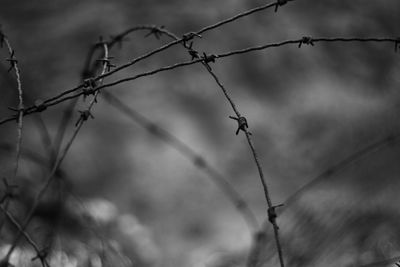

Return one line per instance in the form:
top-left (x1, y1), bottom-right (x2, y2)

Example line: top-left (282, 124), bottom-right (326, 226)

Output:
top-left (0, 0), bottom-right (400, 266)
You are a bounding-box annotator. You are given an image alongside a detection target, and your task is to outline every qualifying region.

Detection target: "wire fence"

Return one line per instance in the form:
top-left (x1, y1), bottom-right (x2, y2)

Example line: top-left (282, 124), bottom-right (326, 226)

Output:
top-left (0, 0), bottom-right (399, 266)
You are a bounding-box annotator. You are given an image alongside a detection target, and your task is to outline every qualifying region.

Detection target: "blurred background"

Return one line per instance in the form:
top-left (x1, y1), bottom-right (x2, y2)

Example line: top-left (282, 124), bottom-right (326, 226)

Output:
top-left (0, 1), bottom-right (400, 266)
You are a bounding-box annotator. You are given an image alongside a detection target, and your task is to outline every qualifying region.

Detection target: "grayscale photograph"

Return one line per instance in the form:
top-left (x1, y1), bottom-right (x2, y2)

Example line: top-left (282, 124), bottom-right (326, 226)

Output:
top-left (0, 1), bottom-right (399, 266)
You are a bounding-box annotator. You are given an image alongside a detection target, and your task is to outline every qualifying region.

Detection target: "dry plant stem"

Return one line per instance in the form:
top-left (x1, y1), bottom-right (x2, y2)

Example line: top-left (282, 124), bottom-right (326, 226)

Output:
top-left (2, 43), bottom-right (109, 263)
top-left (1, 36), bottom-right (398, 126)
top-left (102, 91), bottom-right (259, 231)
top-left (3, 37), bottom-right (23, 180)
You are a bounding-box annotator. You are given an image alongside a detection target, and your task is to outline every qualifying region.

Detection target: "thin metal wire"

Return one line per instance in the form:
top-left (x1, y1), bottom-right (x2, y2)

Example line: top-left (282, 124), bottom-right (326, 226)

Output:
top-left (0, 36), bottom-right (398, 125)
top-left (2, 35), bottom-right (24, 180)
top-left (2, 43), bottom-right (110, 264)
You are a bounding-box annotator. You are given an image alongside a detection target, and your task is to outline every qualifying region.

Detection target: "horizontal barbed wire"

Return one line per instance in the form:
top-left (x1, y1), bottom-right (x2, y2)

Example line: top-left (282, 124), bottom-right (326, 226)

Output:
top-left (0, 36), bottom-right (398, 126)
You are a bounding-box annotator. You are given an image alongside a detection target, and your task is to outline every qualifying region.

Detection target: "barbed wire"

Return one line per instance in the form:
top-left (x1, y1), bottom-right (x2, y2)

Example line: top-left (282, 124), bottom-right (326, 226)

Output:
top-left (0, 143), bottom-right (129, 267)
top-left (0, 34), bottom-right (397, 267)
top-left (0, 27), bottom-right (24, 181)
top-left (0, 0), bottom-right (399, 265)
top-left (0, 205), bottom-right (50, 267)
top-left (245, 132), bottom-right (400, 266)
top-left (141, 24), bottom-right (287, 265)
top-left (0, 36), bottom-right (398, 126)
top-left (142, 22), bottom-right (287, 266)
top-left (0, 42), bottom-right (110, 266)
top-left (0, 0), bottom-right (294, 126)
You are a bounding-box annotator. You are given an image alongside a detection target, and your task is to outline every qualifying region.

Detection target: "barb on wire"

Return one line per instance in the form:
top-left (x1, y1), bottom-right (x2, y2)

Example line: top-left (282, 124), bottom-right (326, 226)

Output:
top-left (75, 110), bottom-right (94, 126)
top-left (395, 38), bottom-right (400, 52)
top-left (229, 116), bottom-right (250, 135)
top-left (51, 34), bottom-right (109, 173)
top-left (34, 99), bottom-right (47, 112)
top-left (0, 26), bottom-right (4, 48)
top-left (0, 178), bottom-right (18, 204)
top-left (186, 42), bottom-right (200, 60)
top-left (268, 204), bottom-right (284, 227)
top-left (102, 90), bottom-right (259, 232)
top-left (31, 247), bottom-right (50, 267)
top-left (96, 55), bottom-right (115, 72)
top-left (6, 50), bottom-right (18, 73)
top-left (275, 0), bottom-right (289, 12)
top-left (298, 36), bottom-right (314, 47)
top-left (145, 25), bottom-right (165, 39)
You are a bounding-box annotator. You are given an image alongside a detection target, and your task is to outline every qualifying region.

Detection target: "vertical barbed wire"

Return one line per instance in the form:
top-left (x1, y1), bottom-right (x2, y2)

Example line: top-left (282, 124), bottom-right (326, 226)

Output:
top-left (0, 27), bottom-right (43, 266)
top-left (144, 25), bottom-right (286, 267)
top-left (0, 27), bottom-right (24, 181)
top-left (0, 143), bottom-right (130, 267)
top-left (0, 205), bottom-right (50, 267)
top-left (202, 56), bottom-right (286, 267)
top-left (249, 133), bottom-right (400, 265)
top-left (1, 42), bottom-right (110, 266)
